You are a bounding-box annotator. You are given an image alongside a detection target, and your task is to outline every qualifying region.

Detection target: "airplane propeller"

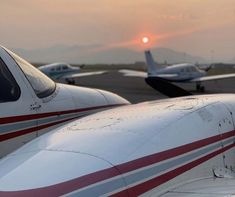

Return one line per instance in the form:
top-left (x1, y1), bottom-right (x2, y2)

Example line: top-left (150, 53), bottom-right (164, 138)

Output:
top-left (145, 77), bottom-right (192, 98)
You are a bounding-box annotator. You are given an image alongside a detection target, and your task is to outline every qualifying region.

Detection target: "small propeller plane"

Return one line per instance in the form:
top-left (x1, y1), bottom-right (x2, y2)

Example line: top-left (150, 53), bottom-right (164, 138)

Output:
top-left (0, 46), bottom-right (129, 158)
top-left (38, 62), bottom-right (107, 84)
top-left (1, 62), bottom-right (235, 196)
top-left (120, 50), bottom-right (235, 92)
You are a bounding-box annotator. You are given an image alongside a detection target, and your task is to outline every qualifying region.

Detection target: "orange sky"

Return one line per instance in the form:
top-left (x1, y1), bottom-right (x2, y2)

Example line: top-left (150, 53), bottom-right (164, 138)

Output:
top-left (1, 0), bottom-right (235, 61)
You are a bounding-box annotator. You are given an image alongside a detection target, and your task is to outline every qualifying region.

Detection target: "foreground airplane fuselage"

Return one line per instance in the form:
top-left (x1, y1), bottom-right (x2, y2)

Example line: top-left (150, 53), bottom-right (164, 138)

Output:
top-left (0, 46), bottom-right (129, 158)
top-left (1, 94), bottom-right (235, 196)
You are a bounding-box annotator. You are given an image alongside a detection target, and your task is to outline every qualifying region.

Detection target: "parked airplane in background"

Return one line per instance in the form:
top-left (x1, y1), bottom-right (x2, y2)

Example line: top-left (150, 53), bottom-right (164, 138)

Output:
top-left (1, 89), bottom-right (235, 196)
top-left (0, 46), bottom-right (129, 158)
top-left (38, 62), bottom-right (107, 84)
top-left (120, 50), bottom-right (235, 91)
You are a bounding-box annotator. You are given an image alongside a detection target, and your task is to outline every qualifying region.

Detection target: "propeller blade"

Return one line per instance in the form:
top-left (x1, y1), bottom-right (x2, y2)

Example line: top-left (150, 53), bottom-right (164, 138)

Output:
top-left (145, 77), bottom-right (192, 98)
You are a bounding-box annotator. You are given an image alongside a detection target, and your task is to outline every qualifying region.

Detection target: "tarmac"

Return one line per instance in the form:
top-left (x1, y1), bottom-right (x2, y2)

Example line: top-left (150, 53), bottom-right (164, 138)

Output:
top-left (70, 70), bottom-right (235, 104)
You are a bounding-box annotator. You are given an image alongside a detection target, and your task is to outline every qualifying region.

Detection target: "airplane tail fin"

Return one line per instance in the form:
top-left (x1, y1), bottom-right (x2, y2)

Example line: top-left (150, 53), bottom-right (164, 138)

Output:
top-left (144, 50), bottom-right (160, 76)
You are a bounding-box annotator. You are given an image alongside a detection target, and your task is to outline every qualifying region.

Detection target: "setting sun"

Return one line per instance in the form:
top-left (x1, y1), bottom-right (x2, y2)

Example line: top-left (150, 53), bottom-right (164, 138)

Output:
top-left (142, 36), bottom-right (149, 44)
top-left (138, 34), bottom-right (154, 50)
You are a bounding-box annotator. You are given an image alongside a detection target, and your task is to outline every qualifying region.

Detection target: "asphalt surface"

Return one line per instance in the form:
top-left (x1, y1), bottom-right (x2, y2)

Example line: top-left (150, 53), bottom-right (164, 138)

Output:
top-left (70, 70), bottom-right (235, 104)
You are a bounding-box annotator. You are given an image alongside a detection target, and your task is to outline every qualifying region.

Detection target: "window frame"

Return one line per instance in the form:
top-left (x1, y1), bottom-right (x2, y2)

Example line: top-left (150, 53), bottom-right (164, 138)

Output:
top-left (4, 48), bottom-right (56, 99)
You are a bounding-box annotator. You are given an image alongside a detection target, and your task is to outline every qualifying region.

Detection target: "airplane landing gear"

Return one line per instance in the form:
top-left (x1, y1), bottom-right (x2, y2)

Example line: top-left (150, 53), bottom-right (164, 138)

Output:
top-left (196, 83), bottom-right (205, 92)
top-left (65, 78), bottom-right (75, 85)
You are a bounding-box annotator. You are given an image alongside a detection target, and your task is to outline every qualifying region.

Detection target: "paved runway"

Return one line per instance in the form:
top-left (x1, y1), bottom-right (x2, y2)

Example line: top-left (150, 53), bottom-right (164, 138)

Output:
top-left (70, 70), bottom-right (235, 104)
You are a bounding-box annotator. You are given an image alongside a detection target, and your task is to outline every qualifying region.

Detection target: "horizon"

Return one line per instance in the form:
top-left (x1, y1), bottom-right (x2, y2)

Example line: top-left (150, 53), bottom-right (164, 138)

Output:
top-left (12, 45), bottom-right (212, 65)
top-left (12, 45), bottom-right (235, 65)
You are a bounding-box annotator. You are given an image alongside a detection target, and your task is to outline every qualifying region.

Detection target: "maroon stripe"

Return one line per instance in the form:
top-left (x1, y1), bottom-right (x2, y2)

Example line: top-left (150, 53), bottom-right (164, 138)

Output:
top-left (113, 142), bottom-right (235, 196)
top-left (116, 130), bottom-right (235, 174)
top-left (0, 104), bottom-right (123, 124)
top-left (0, 117), bottom-right (77, 142)
top-left (0, 165), bottom-right (121, 197)
top-left (0, 130), bottom-right (235, 196)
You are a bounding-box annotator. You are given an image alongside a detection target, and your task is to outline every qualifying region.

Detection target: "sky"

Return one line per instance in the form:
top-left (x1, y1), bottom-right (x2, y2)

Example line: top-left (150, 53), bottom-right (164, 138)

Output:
top-left (1, 0), bottom-right (235, 62)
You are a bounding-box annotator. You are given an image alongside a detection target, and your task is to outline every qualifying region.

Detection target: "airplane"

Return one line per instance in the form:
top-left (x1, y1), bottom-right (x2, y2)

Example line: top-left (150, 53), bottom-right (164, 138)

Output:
top-left (38, 62), bottom-right (107, 84)
top-left (119, 50), bottom-right (235, 92)
top-left (0, 45), bottom-right (129, 158)
top-left (1, 72), bottom-right (235, 196)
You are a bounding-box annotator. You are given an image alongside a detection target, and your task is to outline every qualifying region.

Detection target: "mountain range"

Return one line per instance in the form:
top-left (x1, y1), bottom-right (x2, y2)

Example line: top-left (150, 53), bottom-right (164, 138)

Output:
top-left (11, 45), bottom-right (230, 65)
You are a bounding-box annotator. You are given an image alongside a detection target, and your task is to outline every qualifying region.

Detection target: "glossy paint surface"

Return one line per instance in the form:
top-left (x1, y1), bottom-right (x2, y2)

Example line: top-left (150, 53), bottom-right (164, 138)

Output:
top-left (0, 94), bottom-right (235, 196)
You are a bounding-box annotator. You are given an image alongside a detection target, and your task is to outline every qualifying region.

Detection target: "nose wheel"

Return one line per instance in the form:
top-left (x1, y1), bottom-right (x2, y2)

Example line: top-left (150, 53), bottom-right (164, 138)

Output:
top-left (65, 78), bottom-right (75, 85)
top-left (196, 83), bottom-right (205, 92)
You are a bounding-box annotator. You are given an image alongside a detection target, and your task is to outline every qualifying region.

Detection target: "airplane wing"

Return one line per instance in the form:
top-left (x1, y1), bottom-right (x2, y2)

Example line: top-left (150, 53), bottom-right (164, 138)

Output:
top-left (60, 71), bottom-right (107, 79)
top-left (119, 69), bottom-right (178, 79)
top-left (161, 176), bottom-right (235, 197)
top-left (119, 69), bottom-right (147, 78)
top-left (190, 73), bottom-right (235, 82)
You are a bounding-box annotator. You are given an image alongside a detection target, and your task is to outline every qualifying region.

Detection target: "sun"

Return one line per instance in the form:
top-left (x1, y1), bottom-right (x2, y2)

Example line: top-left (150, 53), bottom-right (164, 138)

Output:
top-left (142, 36), bottom-right (149, 44)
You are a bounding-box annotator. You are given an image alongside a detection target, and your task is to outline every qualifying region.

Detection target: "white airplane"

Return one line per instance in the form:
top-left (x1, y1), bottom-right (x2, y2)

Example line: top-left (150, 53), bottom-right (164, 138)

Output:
top-left (0, 46), bottom-right (129, 158)
top-left (38, 62), bottom-right (107, 84)
top-left (119, 50), bottom-right (235, 91)
top-left (1, 90), bottom-right (235, 196)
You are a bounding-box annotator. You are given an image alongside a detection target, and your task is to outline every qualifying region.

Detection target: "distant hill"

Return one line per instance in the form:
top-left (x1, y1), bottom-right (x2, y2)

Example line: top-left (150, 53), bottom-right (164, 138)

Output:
top-left (229, 57), bottom-right (235, 64)
top-left (12, 45), bottom-right (208, 64)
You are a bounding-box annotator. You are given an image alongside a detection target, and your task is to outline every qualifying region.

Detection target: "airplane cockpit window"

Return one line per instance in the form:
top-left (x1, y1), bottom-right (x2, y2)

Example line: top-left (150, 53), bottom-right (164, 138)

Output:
top-left (56, 66), bottom-right (61, 71)
top-left (191, 67), bottom-right (197, 72)
top-left (62, 65), bottom-right (69, 70)
top-left (5, 49), bottom-right (56, 98)
top-left (186, 67), bottom-right (190, 72)
top-left (0, 57), bottom-right (20, 102)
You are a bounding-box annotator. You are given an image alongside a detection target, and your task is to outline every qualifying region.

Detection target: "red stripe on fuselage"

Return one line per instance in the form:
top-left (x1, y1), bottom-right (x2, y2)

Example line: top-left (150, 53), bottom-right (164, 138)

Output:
top-left (113, 141), bottom-right (235, 196)
top-left (0, 164), bottom-right (121, 197)
top-left (0, 104), bottom-right (123, 124)
top-left (0, 130), bottom-right (235, 196)
top-left (0, 117), bottom-right (77, 142)
top-left (116, 130), bottom-right (235, 174)
top-left (0, 104), bottom-right (124, 141)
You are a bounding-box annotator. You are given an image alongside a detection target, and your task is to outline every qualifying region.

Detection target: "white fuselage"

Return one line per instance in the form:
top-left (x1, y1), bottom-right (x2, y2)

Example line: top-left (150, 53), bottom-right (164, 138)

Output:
top-left (38, 63), bottom-right (81, 79)
top-left (145, 50), bottom-right (207, 82)
top-left (149, 63), bottom-right (206, 82)
top-left (0, 94), bottom-right (235, 196)
top-left (0, 46), bottom-right (129, 158)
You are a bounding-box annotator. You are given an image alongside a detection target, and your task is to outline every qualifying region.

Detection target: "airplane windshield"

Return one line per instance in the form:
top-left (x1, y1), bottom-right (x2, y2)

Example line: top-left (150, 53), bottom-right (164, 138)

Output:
top-left (190, 67), bottom-right (197, 72)
top-left (5, 48), bottom-right (56, 98)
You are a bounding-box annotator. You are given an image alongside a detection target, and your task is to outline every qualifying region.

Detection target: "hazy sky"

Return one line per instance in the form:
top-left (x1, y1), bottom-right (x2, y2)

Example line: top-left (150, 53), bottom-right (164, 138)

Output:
top-left (1, 0), bottom-right (235, 61)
